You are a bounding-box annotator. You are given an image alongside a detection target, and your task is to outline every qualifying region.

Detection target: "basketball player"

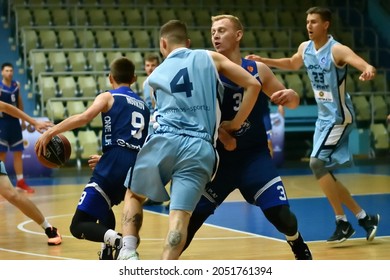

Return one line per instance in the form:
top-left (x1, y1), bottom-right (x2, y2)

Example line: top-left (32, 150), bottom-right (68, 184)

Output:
top-left (116, 19), bottom-right (261, 260)
top-left (35, 57), bottom-right (150, 259)
top-left (180, 15), bottom-right (312, 260)
top-left (141, 53), bottom-right (164, 206)
top-left (246, 7), bottom-right (379, 243)
top-left (142, 53), bottom-right (160, 116)
top-left (0, 62), bottom-right (34, 193)
top-left (89, 54), bottom-right (166, 207)
top-left (0, 101), bottom-right (61, 245)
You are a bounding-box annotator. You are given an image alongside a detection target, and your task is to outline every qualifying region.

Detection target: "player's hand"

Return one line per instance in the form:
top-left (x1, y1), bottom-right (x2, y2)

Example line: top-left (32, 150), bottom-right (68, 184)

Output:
top-left (219, 120), bottom-right (241, 134)
top-left (245, 54), bottom-right (263, 62)
top-left (359, 66), bottom-right (376, 81)
top-left (34, 130), bottom-right (53, 157)
top-left (270, 89), bottom-right (300, 109)
top-left (34, 120), bottom-right (54, 133)
top-left (218, 126), bottom-right (237, 151)
top-left (88, 154), bottom-right (101, 170)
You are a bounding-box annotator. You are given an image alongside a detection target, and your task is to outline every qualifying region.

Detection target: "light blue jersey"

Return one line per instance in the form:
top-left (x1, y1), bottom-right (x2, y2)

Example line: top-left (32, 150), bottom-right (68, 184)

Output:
top-left (143, 79), bottom-right (154, 114)
top-left (126, 48), bottom-right (222, 212)
top-left (303, 36), bottom-right (355, 168)
top-left (148, 48), bottom-right (221, 143)
top-left (303, 35), bottom-right (355, 125)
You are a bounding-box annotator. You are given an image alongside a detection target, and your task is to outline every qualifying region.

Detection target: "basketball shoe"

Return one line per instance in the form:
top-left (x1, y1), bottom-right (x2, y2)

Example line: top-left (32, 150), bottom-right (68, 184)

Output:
top-left (287, 233), bottom-right (313, 260)
top-left (16, 179), bottom-right (35, 193)
top-left (99, 236), bottom-right (122, 260)
top-left (327, 220), bottom-right (355, 243)
top-left (358, 214), bottom-right (380, 241)
top-left (45, 227), bottom-right (62, 245)
top-left (117, 248), bottom-right (140, 260)
top-left (99, 245), bottom-right (114, 260)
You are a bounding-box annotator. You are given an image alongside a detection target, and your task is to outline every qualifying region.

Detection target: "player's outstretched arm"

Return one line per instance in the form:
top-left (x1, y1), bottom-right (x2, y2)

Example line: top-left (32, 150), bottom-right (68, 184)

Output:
top-left (332, 44), bottom-right (376, 81)
top-left (0, 101), bottom-right (52, 132)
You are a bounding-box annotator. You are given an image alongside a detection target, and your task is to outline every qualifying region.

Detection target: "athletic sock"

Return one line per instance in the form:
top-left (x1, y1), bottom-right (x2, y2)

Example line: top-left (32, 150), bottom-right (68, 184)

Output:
top-left (336, 215), bottom-right (347, 222)
top-left (355, 209), bottom-right (367, 220)
top-left (122, 235), bottom-right (138, 251)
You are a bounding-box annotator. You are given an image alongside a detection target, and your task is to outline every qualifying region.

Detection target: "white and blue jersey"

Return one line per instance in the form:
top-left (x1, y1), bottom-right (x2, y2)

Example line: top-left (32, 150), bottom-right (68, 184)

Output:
top-left (100, 86), bottom-right (149, 153)
top-left (0, 80), bottom-right (24, 151)
top-left (303, 35), bottom-right (354, 125)
top-left (126, 48), bottom-right (222, 212)
top-left (0, 80), bottom-right (19, 118)
top-left (303, 36), bottom-right (355, 168)
top-left (77, 86), bottom-right (150, 220)
top-left (219, 58), bottom-right (268, 151)
top-left (200, 58), bottom-right (290, 210)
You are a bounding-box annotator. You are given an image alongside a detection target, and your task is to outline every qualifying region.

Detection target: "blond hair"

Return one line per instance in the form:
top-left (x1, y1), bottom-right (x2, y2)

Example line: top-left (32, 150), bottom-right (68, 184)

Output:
top-left (211, 14), bottom-right (244, 32)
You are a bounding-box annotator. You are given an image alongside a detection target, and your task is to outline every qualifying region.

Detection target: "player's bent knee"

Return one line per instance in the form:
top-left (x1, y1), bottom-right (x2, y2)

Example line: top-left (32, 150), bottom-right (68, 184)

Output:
top-left (69, 222), bottom-right (83, 239)
top-left (264, 205), bottom-right (297, 236)
top-left (309, 157), bottom-right (328, 179)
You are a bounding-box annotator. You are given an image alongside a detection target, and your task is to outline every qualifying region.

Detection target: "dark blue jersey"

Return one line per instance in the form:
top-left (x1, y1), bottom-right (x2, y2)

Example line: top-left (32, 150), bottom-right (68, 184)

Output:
top-left (219, 58), bottom-right (268, 152)
top-left (101, 86), bottom-right (150, 153)
top-left (0, 80), bottom-right (19, 119)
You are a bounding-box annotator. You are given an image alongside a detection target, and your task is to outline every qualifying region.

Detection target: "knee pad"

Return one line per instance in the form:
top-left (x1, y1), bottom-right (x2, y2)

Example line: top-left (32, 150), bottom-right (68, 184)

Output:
top-left (69, 209), bottom-right (95, 239)
top-left (69, 219), bottom-right (83, 239)
top-left (309, 157), bottom-right (328, 179)
top-left (264, 205), bottom-right (297, 236)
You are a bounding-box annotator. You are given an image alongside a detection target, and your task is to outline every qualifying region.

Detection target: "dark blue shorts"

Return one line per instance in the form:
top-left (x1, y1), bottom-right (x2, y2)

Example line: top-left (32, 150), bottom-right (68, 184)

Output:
top-left (0, 118), bottom-right (23, 151)
top-left (203, 148), bottom-right (290, 211)
top-left (76, 147), bottom-right (138, 220)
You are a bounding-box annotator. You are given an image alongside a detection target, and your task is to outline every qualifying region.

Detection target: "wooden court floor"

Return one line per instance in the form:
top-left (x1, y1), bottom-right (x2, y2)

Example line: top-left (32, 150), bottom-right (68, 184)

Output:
top-left (0, 164), bottom-right (389, 260)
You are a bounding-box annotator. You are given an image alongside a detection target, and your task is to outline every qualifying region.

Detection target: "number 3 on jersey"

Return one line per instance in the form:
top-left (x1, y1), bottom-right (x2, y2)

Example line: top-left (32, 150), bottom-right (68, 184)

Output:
top-left (170, 68), bottom-right (193, 97)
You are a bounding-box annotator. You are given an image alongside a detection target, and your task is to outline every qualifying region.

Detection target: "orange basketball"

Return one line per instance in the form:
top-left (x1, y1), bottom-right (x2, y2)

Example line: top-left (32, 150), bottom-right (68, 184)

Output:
top-left (36, 134), bottom-right (71, 168)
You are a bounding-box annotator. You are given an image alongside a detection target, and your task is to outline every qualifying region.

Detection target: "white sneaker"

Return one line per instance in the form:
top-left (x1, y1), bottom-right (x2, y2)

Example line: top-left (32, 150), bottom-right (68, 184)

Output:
top-left (117, 249), bottom-right (140, 260)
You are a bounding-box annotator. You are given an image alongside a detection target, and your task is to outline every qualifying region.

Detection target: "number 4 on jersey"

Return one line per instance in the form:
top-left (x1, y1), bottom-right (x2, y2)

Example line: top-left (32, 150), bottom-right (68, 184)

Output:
top-left (170, 68), bottom-right (193, 97)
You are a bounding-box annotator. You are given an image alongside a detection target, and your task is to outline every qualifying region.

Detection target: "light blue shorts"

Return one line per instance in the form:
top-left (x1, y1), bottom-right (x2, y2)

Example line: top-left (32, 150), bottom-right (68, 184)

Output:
top-left (311, 119), bottom-right (355, 169)
top-left (125, 133), bottom-right (216, 212)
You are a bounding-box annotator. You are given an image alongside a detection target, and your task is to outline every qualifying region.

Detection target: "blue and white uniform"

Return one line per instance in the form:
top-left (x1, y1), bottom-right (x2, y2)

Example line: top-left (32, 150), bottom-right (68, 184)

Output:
top-left (77, 86), bottom-right (150, 220)
top-left (125, 48), bottom-right (222, 212)
top-left (303, 35), bottom-right (355, 169)
top-left (263, 101), bottom-right (272, 141)
top-left (197, 58), bottom-right (290, 211)
top-left (0, 80), bottom-right (24, 152)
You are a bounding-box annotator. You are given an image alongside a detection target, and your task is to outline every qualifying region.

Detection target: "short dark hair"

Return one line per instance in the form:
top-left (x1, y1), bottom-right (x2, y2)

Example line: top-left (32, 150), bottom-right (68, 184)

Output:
top-left (160, 20), bottom-right (188, 45)
top-left (306, 7), bottom-right (332, 23)
top-left (109, 57), bottom-right (135, 84)
top-left (1, 62), bottom-right (13, 70)
top-left (144, 53), bottom-right (160, 64)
